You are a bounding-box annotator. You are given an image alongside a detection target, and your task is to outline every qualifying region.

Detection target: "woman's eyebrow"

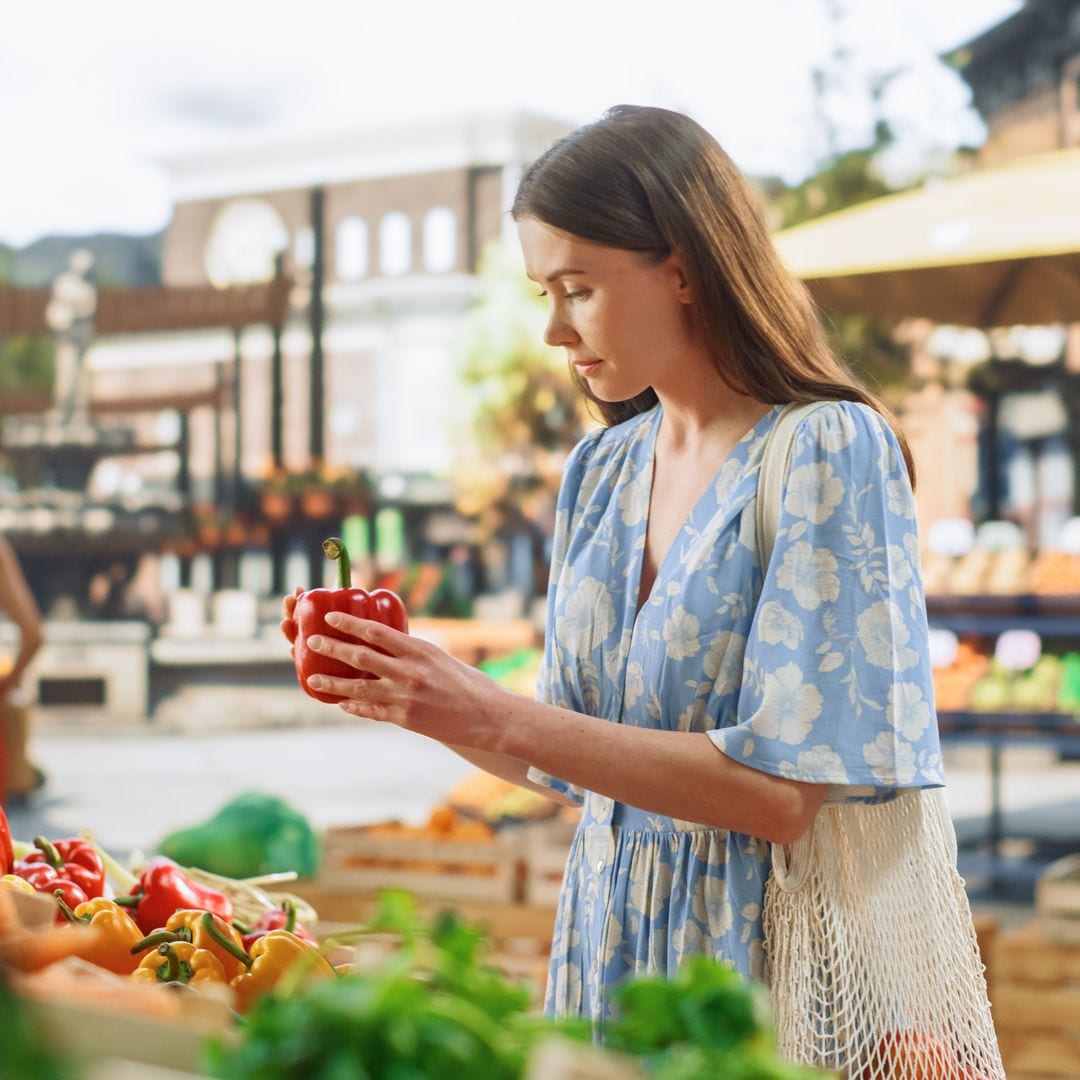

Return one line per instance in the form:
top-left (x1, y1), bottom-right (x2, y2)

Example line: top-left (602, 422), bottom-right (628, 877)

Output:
top-left (544, 266), bottom-right (587, 282)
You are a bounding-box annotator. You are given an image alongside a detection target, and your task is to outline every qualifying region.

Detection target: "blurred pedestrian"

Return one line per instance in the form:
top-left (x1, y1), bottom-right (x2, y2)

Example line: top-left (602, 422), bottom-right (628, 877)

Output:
top-left (0, 537), bottom-right (45, 805)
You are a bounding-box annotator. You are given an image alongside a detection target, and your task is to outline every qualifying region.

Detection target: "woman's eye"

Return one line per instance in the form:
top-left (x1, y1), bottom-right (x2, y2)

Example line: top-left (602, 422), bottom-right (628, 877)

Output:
top-left (566, 290), bottom-right (590, 301)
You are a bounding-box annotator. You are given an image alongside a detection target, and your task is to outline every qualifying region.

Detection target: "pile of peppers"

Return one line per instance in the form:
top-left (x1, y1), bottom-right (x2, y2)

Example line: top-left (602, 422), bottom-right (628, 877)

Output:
top-left (0, 809), bottom-right (335, 1012)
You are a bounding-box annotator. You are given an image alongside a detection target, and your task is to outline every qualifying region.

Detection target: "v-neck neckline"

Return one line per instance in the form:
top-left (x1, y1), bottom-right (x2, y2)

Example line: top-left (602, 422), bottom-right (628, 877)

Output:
top-left (630, 402), bottom-right (782, 620)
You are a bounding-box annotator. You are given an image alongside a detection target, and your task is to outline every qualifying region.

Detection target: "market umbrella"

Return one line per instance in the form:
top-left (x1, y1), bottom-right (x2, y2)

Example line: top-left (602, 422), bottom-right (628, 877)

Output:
top-left (773, 147), bottom-right (1080, 327)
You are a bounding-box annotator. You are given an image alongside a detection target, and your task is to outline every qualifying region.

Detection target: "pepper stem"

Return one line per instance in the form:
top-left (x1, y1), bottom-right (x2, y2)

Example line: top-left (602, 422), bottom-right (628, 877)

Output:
top-left (323, 537), bottom-right (351, 589)
top-left (113, 893), bottom-right (141, 908)
top-left (156, 943), bottom-right (181, 983)
top-left (131, 927), bottom-right (192, 954)
top-left (33, 836), bottom-right (63, 870)
top-left (200, 911), bottom-right (253, 970)
top-left (54, 891), bottom-right (84, 924)
top-left (282, 899), bottom-right (296, 933)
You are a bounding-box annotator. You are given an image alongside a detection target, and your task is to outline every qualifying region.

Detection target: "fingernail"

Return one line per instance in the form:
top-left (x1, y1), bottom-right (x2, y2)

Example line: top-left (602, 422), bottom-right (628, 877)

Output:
top-left (308, 636), bottom-right (324, 650)
top-left (308, 675), bottom-right (327, 689)
top-left (325, 612), bottom-right (342, 627)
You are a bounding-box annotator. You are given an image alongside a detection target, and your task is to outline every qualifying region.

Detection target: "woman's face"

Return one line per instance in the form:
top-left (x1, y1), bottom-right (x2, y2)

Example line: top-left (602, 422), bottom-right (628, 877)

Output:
top-left (517, 216), bottom-right (696, 403)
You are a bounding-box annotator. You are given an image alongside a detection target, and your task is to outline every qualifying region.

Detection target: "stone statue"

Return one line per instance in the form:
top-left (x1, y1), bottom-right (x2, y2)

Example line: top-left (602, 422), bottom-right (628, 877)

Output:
top-left (46, 249), bottom-right (97, 424)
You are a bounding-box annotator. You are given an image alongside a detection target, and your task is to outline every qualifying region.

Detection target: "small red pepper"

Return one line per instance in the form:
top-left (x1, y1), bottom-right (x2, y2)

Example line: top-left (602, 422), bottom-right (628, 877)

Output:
top-left (14, 835), bottom-right (105, 899)
top-left (119, 857), bottom-right (234, 935)
top-left (0, 806), bottom-right (13, 875)
top-left (241, 899), bottom-right (317, 951)
top-left (12, 861), bottom-right (89, 922)
top-left (287, 537), bottom-right (408, 704)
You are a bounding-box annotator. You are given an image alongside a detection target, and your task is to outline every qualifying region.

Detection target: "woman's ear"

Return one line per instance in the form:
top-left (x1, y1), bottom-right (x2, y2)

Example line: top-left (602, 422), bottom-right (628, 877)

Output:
top-left (667, 251), bottom-right (693, 304)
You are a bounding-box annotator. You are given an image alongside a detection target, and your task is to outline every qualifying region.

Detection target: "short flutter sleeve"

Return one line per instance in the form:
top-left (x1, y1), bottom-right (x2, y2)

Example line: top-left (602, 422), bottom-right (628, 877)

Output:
top-left (525, 428), bottom-right (606, 805)
top-left (708, 401), bottom-right (944, 802)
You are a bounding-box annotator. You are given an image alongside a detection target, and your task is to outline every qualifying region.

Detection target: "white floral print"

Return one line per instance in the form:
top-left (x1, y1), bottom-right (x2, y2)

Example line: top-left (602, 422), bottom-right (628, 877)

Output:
top-left (662, 604), bottom-right (701, 661)
top-left (701, 630), bottom-right (746, 695)
top-left (556, 576), bottom-right (616, 659)
top-left (775, 541), bottom-right (841, 610)
top-left (857, 599), bottom-right (919, 671)
top-left (888, 681), bottom-right (932, 741)
top-left (779, 745), bottom-right (849, 783)
top-left (784, 461), bottom-right (845, 524)
top-left (756, 600), bottom-right (804, 649)
top-left (750, 661), bottom-right (823, 744)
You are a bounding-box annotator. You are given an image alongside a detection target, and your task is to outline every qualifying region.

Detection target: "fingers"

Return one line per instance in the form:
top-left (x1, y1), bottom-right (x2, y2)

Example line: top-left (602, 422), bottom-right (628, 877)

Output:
top-left (305, 672), bottom-right (380, 699)
top-left (281, 618), bottom-right (298, 644)
top-left (322, 612), bottom-right (417, 655)
top-left (306, 634), bottom-right (396, 678)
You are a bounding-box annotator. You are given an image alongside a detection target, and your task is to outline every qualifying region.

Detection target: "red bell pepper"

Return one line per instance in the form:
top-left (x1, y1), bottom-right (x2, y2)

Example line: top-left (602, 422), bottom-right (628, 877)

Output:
top-left (240, 898), bottom-right (317, 951)
top-left (14, 835), bottom-right (105, 899)
top-left (119, 857), bottom-right (234, 935)
top-left (0, 806), bottom-right (12, 875)
top-left (12, 859), bottom-right (90, 923)
top-left (287, 537), bottom-right (408, 705)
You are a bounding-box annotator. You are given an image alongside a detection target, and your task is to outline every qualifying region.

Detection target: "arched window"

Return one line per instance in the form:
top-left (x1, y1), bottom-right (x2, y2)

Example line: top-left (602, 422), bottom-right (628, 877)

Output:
top-left (422, 206), bottom-right (456, 273)
top-left (336, 217), bottom-right (369, 280)
top-left (379, 212), bottom-right (411, 276)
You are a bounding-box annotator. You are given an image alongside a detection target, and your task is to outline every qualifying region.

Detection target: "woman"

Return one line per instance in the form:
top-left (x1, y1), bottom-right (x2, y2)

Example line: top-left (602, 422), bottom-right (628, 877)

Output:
top-left (283, 105), bottom-right (942, 1024)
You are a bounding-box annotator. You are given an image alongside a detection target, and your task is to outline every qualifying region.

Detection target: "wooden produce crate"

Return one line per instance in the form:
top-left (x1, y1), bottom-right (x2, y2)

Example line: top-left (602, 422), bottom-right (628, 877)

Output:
top-left (1037, 852), bottom-right (1080, 945)
top-left (286, 882), bottom-right (558, 1003)
top-left (319, 823), bottom-right (520, 903)
top-left (991, 922), bottom-right (1080, 1079)
top-left (521, 817), bottom-right (577, 907)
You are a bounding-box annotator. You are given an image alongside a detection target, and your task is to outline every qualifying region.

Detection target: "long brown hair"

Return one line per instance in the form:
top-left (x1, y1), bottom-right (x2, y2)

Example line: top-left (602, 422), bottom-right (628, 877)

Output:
top-left (511, 104), bottom-right (916, 488)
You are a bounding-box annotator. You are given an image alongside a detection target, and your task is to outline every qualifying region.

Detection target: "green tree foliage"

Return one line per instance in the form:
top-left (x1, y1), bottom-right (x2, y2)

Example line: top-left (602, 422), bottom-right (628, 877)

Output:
top-left (0, 334), bottom-right (55, 395)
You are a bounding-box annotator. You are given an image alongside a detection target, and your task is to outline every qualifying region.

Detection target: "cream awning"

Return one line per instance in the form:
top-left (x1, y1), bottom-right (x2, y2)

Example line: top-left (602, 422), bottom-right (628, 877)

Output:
top-left (773, 148), bottom-right (1080, 327)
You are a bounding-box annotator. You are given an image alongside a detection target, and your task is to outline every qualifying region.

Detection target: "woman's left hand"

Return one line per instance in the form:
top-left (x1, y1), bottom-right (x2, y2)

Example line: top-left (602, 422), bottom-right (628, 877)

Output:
top-left (303, 611), bottom-right (505, 750)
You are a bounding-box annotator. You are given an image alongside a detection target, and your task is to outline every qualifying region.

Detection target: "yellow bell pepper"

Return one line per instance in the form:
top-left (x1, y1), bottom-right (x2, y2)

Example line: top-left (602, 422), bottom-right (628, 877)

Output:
top-left (1, 874), bottom-right (35, 894)
top-left (162, 908), bottom-right (249, 981)
top-left (55, 894), bottom-right (145, 975)
top-left (131, 940), bottom-right (227, 987)
top-left (229, 928), bottom-right (335, 1013)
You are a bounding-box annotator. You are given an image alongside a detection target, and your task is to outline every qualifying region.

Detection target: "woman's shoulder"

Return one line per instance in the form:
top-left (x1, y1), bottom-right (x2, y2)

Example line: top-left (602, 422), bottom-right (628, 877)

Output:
top-left (789, 399), bottom-right (899, 470)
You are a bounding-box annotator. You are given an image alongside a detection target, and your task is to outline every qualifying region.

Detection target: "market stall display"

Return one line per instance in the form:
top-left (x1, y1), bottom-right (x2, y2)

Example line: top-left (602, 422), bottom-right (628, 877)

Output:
top-left (0, 802), bottom-right (835, 1079)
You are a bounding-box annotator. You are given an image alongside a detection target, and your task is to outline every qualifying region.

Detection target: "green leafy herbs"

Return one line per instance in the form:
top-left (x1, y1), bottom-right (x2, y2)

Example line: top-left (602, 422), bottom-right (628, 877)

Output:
top-left (604, 957), bottom-right (822, 1080)
top-left (206, 892), bottom-right (824, 1079)
top-left (205, 891), bottom-right (587, 1080)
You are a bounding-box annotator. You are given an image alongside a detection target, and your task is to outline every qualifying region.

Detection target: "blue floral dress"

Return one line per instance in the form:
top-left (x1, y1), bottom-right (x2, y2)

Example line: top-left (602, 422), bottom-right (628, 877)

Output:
top-left (528, 400), bottom-right (945, 1024)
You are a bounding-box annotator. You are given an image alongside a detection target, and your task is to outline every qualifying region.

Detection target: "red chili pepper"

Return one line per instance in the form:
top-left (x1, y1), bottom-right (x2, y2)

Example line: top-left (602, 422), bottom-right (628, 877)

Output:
top-left (287, 537), bottom-right (408, 704)
top-left (14, 835), bottom-right (105, 899)
top-left (119, 857), bottom-right (234, 935)
top-left (241, 899), bottom-right (317, 951)
top-left (0, 806), bottom-right (12, 875)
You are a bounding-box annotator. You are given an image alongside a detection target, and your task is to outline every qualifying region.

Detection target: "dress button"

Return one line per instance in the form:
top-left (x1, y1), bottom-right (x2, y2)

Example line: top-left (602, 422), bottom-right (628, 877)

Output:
top-left (596, 859), bottom-right (604, 874)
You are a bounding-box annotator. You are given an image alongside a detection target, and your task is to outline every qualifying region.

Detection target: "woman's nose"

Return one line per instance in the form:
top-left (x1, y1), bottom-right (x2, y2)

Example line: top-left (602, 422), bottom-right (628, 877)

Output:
top-left (544, 309), bottom-right (578, 348)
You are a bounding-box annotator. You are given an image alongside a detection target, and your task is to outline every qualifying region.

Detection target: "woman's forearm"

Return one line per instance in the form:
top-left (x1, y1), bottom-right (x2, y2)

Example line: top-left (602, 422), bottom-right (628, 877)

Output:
top-left (488, 693), bottom-right (825, 843)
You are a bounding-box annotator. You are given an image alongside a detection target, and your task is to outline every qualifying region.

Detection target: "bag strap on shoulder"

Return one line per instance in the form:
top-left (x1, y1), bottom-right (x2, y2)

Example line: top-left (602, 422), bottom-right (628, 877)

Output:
top-left (755, 402), bottom-right (833, 570)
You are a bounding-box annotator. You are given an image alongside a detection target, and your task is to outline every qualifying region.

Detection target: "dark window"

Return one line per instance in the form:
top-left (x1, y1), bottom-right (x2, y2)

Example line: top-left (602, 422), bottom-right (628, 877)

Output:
top-left (38, 677), bottom-right (107, 706)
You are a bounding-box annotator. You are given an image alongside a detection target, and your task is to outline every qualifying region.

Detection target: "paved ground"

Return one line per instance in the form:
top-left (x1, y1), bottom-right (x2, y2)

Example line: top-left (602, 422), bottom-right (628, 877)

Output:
top-left (6, 702), bottom-right (1078, 926)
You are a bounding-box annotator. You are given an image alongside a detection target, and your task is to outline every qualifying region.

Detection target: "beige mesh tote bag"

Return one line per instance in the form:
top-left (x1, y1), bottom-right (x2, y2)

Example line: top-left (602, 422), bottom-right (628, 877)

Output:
top-left (755, 402), bottom-right (1004, 1080)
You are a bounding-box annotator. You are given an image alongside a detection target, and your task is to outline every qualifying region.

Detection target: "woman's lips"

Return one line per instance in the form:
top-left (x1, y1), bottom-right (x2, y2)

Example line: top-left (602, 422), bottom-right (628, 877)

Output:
top-left (572, 358), bottom-right (604, 375)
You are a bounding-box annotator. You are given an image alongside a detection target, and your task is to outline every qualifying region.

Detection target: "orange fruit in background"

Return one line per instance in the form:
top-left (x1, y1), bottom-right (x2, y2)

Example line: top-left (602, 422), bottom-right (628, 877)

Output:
top-left (863, 1031), bottom-right (962, 1080)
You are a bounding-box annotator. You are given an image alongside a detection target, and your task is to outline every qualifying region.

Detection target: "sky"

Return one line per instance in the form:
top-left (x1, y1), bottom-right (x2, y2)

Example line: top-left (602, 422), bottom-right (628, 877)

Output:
top-left (0, 0), bottom-right (1021, 247)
